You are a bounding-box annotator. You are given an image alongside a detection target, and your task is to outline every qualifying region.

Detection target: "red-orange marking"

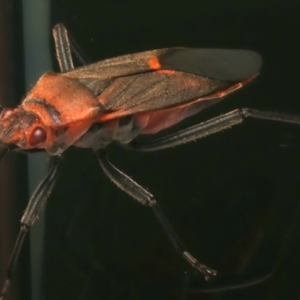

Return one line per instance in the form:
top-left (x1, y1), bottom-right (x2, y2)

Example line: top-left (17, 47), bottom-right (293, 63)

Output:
top-left (148, 57), bottom-right (161, 70)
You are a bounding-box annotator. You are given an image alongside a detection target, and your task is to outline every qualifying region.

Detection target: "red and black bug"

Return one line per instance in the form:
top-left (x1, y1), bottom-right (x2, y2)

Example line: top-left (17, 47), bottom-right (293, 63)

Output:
top-left (1, 23), bottom-right (300, 299)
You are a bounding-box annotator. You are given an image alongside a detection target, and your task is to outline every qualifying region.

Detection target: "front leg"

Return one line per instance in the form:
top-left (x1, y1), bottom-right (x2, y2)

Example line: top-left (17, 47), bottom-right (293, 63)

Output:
top-left (0, 155), bottom-right (62, 300)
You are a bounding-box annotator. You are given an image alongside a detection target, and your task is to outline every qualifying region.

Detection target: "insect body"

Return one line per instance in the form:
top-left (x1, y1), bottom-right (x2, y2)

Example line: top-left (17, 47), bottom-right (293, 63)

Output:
top-left (0, 48), bottom-right (259, 155)
top-left (1, 24), bottom-right (300, 298)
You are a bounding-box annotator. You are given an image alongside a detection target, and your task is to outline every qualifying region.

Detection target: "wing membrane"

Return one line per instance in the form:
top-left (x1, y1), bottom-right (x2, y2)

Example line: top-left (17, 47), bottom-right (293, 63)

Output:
top-left (97, 70), bottom-right (230, 120)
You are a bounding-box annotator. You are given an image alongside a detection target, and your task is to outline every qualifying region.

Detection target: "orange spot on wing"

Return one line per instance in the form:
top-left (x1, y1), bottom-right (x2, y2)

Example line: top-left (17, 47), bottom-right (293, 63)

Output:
top-left (148, 57), bottom-right (161, 69)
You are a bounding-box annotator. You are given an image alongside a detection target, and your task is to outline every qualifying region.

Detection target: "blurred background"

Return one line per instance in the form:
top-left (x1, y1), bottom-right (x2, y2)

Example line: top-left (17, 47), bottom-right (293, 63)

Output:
top-left (1, 0), bottom-right (300, 299)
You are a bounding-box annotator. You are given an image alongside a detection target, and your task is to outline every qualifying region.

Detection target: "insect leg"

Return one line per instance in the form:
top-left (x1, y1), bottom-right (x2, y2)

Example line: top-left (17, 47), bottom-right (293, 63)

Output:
top-left (52, 23), bottom-right (89, 72)
top-left (129, 108), bottom-right (300, 151)
top-left (0, 155), bottom-right (62, 300)
top-left (96, 150), bottom-right (217, 280)
top-left (52, 24), bottom-right (74, 72)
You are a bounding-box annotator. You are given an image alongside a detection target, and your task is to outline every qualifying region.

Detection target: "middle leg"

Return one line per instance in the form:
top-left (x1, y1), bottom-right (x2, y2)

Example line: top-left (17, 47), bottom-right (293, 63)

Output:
top-left (96, 150), bottom-right (217, 280)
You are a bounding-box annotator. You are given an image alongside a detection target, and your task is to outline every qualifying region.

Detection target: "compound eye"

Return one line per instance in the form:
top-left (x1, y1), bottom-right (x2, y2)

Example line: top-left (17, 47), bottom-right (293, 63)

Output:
top-left (29, 127), bottom-right (47, 147)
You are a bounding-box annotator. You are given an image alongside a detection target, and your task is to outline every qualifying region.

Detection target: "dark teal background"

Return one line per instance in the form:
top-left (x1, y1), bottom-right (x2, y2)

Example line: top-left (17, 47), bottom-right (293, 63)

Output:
top-left (31, 1), bottom-right (300, 299)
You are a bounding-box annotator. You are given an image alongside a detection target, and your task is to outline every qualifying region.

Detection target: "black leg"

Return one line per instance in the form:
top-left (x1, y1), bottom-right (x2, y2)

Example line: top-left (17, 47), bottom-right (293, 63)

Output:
top-left (0, 156), bottom-right (62, 300)
top-left (52, 24), bottom-right (74, 72)
top-left (96, 150), bottom-right (217, 280)
top-left (129, 108), bottom-right (300, 151)
top-left (52, 23), bottom-right (89, 72)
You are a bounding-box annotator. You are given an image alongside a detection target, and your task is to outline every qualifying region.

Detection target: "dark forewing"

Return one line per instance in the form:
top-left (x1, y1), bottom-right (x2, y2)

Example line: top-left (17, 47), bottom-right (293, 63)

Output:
top-left (62, 48), bottom-right (262, 120)
top-left (63, 47), bottom-right (262, 84)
